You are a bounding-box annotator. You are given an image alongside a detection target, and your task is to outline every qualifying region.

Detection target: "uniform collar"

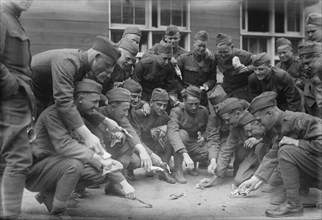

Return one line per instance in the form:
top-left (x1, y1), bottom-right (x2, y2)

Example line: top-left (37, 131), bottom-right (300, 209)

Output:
top-left (2, 3), bottom-right (22, 18)
top-left (82, 51), bottom-right (91, 75)
top-left (273, 111), bottom-right (285, 132)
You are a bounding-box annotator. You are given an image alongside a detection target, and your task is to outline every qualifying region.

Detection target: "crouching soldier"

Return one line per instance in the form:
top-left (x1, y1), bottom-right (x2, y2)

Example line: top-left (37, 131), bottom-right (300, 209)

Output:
top-left (168, 85), bottom-right (216, 183)
top-left (198, 98), bottom-right (266, 188)
top-left (25, 79), bottom-right (127, 218)
top-left (238, 91), bottom-right (322, 218)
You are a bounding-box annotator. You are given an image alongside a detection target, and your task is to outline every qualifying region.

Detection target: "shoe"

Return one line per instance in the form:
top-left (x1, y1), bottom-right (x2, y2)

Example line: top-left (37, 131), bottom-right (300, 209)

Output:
top-left (145, 170), bottom-right (154, 177)
top-left (270, 185), bottom-right (286, 205)
top-left (261, 183), bottom-right (277, 193)
top-left (125, 169), bottom-right (136, 181)
top-left (104, 181), bottom-right (124, 197)
top-left (158, 163), bottom-right (175, 184)
top-left (299, 186), bottom-right (310, 197)
top-left (172, 170), bottom-right (187, 184)
top-left (35, 191), bottom-right (54, 212)
top-left (187, 168), bottom-right (199, 176)
top-left (71, 188), bottom-right (88, 199)
top-left (67, 197), bottom-right (79, 209)
top-left (265, 201), bottom-right (303, 218)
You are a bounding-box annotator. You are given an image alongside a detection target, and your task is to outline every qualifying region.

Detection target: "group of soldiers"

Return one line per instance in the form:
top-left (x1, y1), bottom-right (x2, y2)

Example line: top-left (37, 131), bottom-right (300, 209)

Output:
top-left (1, 0), bottom-right (322, 219)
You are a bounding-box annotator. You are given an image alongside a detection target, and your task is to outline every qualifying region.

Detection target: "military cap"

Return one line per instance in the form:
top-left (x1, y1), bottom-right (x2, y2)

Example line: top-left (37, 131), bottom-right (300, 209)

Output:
top-left (248, 91), bottom-right (278, 114)
top-left (122, 78), bottom-right (142, 93)
top-left (106, 87), bottom-right (131, 103)
top-left (183, 85), bottom-right (201, 99)
top-left (194, 30), bottom-right (209, 41)
top-left (92, 35), bottom-right (121, 62)
top-left (165, 24), bottom-right (180, 36)
top-left (74, 79), bottom-right (102, 94)
top-left (237, 110), bottom-right (256, 127)
top-left (216, 98), bottom-right (249, 116)
top-left (306, 13), bottom-right (322, 26)
top-left (208, 85), bottom-right (228, 106)
top-left (118, 38), bottom-right (139, 56)
top-left (158, 44), bottom-right (173, 58)
top-left (216, 33), bottom-right (233, 46)
top-left (151, 88), bottom-right (169, 101)
top-left (276, 38), bottom-right (292, 48)
top-left (298, 41), bottom-right (322, 56)
top-left (123, 26), bottom-right (142, 37)
top-left (253, 52), bottom-right (271, 67)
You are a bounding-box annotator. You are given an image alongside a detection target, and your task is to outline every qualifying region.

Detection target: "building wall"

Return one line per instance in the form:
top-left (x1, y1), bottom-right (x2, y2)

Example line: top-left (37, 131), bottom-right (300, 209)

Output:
top-left (21, 0), bottom-right (109, 55)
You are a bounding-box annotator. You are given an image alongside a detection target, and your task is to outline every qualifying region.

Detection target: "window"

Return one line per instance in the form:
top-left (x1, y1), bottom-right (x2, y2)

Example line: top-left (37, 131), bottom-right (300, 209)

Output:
top-left (109, 0), bottom-right (190, 53)
top-left (241, 0), bottom-right (305, 64)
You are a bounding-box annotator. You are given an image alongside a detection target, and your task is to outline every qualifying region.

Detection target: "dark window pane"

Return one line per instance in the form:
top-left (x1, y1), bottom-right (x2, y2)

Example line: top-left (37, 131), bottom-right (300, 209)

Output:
top-left (242, 1), bottom-right (246, 30)
top-left (152, 0), bottom-right (158, 27)
top-left (134, 0), bottom-right (145, 24)
top-left (172, 0), bottom-right (182, 26)
top-left (287, 0), bottom-right (300, 32)
top-left (161, 0), bottom-right (171, 26)
top-left (152, 32), bottom-right (164, 45)
top-left (247, 0), bottom-right (269, 32)
top-left (275, 0), bottom-right (285, 33)
top-left (243, 37), bottom-right (267, 54)
top-left (111, 1), bottom-right (122, 23)
top-left (111, 30), bottom-right (123, 43)
top-left (242, 38), bottom-right (248, 51)
top-left (123, 0), bottom-right (134, 24)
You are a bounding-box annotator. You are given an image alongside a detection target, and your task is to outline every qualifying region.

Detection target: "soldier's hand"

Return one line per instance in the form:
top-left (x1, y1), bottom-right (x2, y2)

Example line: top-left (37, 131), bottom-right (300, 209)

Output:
top-left (279, 136), bottom-right (299, 147)
top-left (183, 153), bottom-right (194, 169)
top-left (84, 133), bottom-right (105, 155)
top-left (120, 180), bottom-right (136, 200)
top-left (238, 176), bottom-right (262, 193)
top-left (235, 64), bottom-right (248, 74)
top-left (197, 131), bottom-right (205, 146)
top-left (103, 117), bottom-right (122, 132)
top-left (207, 158), bottom-right (217, 175)
top-left (170, 57), bottom-right (177, 65)
top-left (150, 153), bottom-right (162, 166)
top-left (243, 137), bottom-right (259, 148)
top-left (141, 102), bottom-right (151, 116)
top-left (139, 150), bottom-right (152, 171)
top-left (113, 131), bottom-right (126, 143)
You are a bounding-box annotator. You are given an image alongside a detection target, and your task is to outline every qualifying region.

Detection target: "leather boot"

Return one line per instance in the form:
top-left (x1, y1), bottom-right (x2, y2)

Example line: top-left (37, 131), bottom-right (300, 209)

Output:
top-left (265, 201), bottom-right (303, 217)
top-left (172, 153), bottom-right (187, 184)
top-left (158, 163), bottom-right (176, 184)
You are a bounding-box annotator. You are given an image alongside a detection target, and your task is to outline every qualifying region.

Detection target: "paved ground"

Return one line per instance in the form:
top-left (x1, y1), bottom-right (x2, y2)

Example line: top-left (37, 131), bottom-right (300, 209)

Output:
top-left (21, 167), bottom-right (322, 220)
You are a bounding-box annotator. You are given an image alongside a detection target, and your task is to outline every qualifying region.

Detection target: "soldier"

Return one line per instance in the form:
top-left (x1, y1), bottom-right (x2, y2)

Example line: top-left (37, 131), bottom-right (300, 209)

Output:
top-left (298, 41), bottom-right (322, 118)
top-left (214, 33), bottom-right (254, 102)
top-left (0, 0), bottom-right (35, 219)
top-left (305, 13), bottom-right (322, 43)
top-left (142, 24), bottom-right (186, 59)
top-left (238, 91), bottom-right (322, 218)
top-left (248, 52), bottom-right (302, 112)
top-left (31, 35), bottom-right (123, 158)
top-left (25, 79), bottom-right (128, 218)
top-left (176, 30), bottom-right (217, 107)
top-left (100, 38), bottom-right (139, 95)
top-left (121, 26), bottom-right (142, 47)
top-left (275, 38), bottom-right (303, 85)
top-left (132, 43), bottom-right (178, 101)
top-left (168, 85), bottom-right (216, 184)
top-left (198, 99), bottom-right (265, 188)
top-left (93, 88), bottom-right (153, 185)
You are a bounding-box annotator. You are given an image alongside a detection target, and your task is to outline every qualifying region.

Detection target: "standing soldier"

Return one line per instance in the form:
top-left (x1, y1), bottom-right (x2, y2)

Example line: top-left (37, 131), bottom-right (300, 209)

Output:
top-left (238, 91), bottom-right (322, 218)
top-left (214, 33), bottom-right (254, 102)
top-left (305, 13), bottom-right (322, 43)
top-left (0, 0), bottom-right (35, 219)
top-left (248, 52), bottom-right (302, 112)
top-left (298, 41), bottom-right (322, 118)
top-left (176, 30), bottom-right (217, 107)
top-left (132, 44), bottom-right (178, 102)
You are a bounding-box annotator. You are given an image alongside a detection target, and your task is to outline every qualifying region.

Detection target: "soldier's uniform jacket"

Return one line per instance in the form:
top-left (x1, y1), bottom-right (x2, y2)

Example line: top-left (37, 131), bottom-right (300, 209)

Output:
top-left (167, 105), bottom-right (210, 153)
top-left (248, 66), bottom-right (302, 112)
top-left (0, 3), bottom-right (34, 104)
top-left (132, 57), bottom-right (177, 101)
top-left (31, 105), bottom-right (94, 163)
top-left (176, 52), bottom-right (217, 93)
top-left (31, 49), bottom-right (105, 129)
top-left (254, 111), bottom-right (322, 182)
top-left (214, 125), bottom-right (252, 177)
top-left (303, 75), bottom-right (322, 118)
top-left (214, 48), bottom-right (253, 99)
top-left (275, 56), bottom-right (302, 81)
top-left (142, 39), bottom-right (186, 59)
top-left (205, 112), bottom-right (230, 160)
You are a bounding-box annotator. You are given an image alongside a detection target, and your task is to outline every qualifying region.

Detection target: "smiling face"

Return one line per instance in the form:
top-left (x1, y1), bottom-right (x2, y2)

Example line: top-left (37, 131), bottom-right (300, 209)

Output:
top-left (124, 34), bottom-right (141, 47)
top-left (221, 109), bottom-right (243, 128)
top-left (151, 100), bottom-right (168, 116)
top-left (193, 40), bottom-right (207, 56)
top-left (277, 45), bottom-right (293, 63)
top-left (217, 43), bottom-right (233, 61)
top-left (243, 120), bottom-right (266, 139)
top-left (306, 25), bottom-right (322, 42)
top-left (111, 101), bottom-right (130, 121)
top-left (117, 48), bottom-right (136, 70)
top-left (164, 33), bottom-right (181, 49)
top-left (129, 92), bottom-right (142, 108)
top-left (254, 63), bottom-right (271, 81)
top-left (91, 53), bottom-right (115, 77)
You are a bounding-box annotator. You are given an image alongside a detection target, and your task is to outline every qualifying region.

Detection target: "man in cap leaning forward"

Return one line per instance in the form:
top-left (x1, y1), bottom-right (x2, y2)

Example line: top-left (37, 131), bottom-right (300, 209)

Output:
top-left (238, 91), bottom-right (322, 218)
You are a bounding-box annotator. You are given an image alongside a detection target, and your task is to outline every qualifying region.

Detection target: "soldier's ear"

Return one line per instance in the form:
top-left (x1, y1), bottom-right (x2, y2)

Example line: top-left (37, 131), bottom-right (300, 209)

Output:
top-left (76, 95), bottom-right (84, 104)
